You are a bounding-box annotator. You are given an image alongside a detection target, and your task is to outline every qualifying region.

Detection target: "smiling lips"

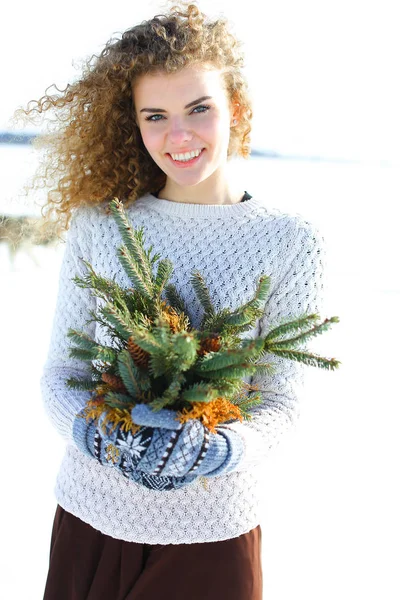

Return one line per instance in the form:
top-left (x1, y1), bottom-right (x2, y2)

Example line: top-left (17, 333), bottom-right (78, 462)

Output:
top-left (167, 148), bottom-right (205, 166)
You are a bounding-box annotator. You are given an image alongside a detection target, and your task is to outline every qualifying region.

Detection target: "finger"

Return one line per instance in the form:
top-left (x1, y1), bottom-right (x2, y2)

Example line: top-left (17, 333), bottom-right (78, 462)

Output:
top-left (131, 403), bottom-right (183, 430)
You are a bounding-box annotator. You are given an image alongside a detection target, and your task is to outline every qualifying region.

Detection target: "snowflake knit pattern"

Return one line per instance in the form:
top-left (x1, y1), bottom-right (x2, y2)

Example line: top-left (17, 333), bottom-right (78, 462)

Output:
top-left (40, 192), bottom-right (325, 544)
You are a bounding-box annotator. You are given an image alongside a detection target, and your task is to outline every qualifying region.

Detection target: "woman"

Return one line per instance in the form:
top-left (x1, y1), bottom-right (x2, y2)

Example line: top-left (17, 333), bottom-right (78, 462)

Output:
top-left (23, 3), bottom-right (325, 598)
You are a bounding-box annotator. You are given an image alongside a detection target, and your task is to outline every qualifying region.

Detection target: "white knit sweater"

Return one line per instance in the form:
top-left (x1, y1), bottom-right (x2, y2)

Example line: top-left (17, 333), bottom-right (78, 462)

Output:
top-left (40, 192), bottom-right (325, 544)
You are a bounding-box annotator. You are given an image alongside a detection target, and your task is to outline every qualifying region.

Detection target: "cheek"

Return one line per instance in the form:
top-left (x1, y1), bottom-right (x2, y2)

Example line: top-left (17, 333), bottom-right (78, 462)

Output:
top-left (206, 112), bottom-right (230, 143)
top-left (188, 119), bottom-right (219, 151)
top-left (139, 127), bottom-right (163, 153)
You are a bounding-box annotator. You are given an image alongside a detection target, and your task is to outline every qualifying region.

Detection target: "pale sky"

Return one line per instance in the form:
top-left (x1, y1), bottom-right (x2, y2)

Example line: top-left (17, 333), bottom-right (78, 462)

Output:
top-left (2, 0), bottom-right (399, 161)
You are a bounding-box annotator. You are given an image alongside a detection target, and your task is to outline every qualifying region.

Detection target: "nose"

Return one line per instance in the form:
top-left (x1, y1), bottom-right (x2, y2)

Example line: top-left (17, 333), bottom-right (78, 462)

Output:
top-left (167, 116), bottom-right (193, 146)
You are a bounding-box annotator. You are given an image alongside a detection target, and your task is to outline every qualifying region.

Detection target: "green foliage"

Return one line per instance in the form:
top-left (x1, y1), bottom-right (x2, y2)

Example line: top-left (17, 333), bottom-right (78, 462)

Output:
top-left (149, 373), bottom-right (187, 410)
top-left (190, 271), bottom-right (216, 319)
top-left (103, 392), bottom-right (135, 409)
top-left (117, 350), bottom-right (148, 397)
top-left (235, 395), bottom-right (263, 421)
top-left (109, 198), bottom-right (158, 285)
top-left (196, 338), bottom-right (265, 373)
top-left (66, 197), bottom-right (340, 422)
top-left (223, 274), bottom-right (271, 328)
top-left (154, 259), bottom-right (174, 298)
top-left (267, 348), bottom-right (340, 370)
top-left (264, 316), bottom-right (340, 351)
top-left (179, 381), bottom-right (222, 404)
top-left (163, 283), bottom-right (188, 315)
top-left (67, 330), bottom-right (118, 363)
top-left (98, 302), bottom-right (138, 341)
top-left (66, 376), bottom-right (97, 391)
top-left (263, 313), bottom-right (320, 342)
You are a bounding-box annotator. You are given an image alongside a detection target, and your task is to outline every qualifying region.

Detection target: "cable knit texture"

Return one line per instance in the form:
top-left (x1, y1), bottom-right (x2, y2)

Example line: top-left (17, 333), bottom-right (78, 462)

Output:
top-left (40, 192), bottom-right (325, 544)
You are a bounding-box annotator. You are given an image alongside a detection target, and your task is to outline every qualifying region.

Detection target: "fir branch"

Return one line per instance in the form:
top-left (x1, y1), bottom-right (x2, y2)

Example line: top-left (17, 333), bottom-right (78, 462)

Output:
top-left (154, 259), bottom-right (174, 297)
top-left (268, 347), bottom-right (340, 370)
top-left (245, 274), bottom-right (271, 311)
top-left (196, 338), bottom-right (264, 373)
top-left (190, 270), bottom-right (215, 319)
top-left (180, 382), bottom-right (221, 404)
top-left (213, 377), bottom-right (246, 397)
top-left (73, 259), bottom-right (136, 315)
top-left (223, 306), bottom-right (260, 328)
top-left (265, 316), bottom-right (340, 350)
top-left (264, 314), bottom-right (320, 342)
top-left (131, 326), bottom-right (173, 378)
top-left (117, 350), bottom-right (144, 398)
top-left (199, 363), bottom-right (258, 380)
top-left (164, 283), bottom-right (188, 315)
top-left (169, 332), bottom-right (199, 372)
top-left (99, 302), bottom-right (137, 341)
top-left (224, 275), bottom-right (271, 327)
top-left (66, 198), bottom-right (340, 431)
top-left (233, 392), bottom-right (263, 418)
top-left (67, 330), bottom-right (118, 363)
top-left (148, 374), bottom-right (186, 410)
top-left (201, 307), bottom-right (238, 335)
top-left (117, 245), bottom-right (154, 300)
top-left (68, 347), bottom-right (97, 362)
top-left (84, 309), bottom-right (127, 351)
top-left (65, 376), bottom-right (97, 391)
top-left (103, 391), bottom-right (135, 409)
top-left (108, 198), bottom-right (156, 285)
top-left (251, 361), bottom-right (276, 377)
top-left (133, 326), bottom-right (167, 353)
top-left (148, 352), bottom-right (171, 379)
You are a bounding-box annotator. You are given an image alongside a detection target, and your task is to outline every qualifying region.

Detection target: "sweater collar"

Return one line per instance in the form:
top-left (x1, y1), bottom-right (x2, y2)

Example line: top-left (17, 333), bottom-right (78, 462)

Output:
top-left (131, 193), bottom-right (264, 219)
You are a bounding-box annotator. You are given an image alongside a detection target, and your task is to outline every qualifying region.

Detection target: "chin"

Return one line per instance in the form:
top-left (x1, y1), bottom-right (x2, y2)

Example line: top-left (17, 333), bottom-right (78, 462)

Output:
top-left (173, 176), bottom-right (211, 189)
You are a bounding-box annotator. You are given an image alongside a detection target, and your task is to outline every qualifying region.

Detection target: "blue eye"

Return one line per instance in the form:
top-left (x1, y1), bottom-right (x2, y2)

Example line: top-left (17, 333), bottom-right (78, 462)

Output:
top-left (192, 104), bottom-right (211, 114)
top-left (144, 104), bottom-right (211, 122)
top-left (145, 114), bottom-right (164, 122)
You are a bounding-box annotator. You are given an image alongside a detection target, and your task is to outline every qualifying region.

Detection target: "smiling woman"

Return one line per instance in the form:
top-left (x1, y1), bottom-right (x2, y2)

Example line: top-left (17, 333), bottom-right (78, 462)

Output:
top-left (16, 2), bottom-right (329, 599)
top-left (132, 65), bottom-right (242, 204)
top-left (13, 1), bottom-right (253, 242)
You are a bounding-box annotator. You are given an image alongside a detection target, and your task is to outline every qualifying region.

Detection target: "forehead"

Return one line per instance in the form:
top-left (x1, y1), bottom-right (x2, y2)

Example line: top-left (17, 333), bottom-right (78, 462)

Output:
top-left (132, 65), bottom-right (228, 105)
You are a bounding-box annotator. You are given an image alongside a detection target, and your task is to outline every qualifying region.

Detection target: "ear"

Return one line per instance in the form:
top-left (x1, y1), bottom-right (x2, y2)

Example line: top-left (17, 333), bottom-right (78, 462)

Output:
top-left (230, 98), bottom-right (241, 127)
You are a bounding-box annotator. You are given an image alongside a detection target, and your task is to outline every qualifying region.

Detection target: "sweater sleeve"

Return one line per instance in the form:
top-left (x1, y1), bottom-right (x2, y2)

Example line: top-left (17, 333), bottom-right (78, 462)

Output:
top-left (221, 218), bottom-right (326, 471)
top-left (40, 206), bottom-right (97, 442)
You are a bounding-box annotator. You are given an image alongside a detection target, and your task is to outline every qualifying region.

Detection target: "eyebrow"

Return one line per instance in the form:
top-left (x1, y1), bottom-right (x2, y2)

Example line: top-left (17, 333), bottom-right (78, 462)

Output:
top-left (139, 96), bottom-right (212, 113)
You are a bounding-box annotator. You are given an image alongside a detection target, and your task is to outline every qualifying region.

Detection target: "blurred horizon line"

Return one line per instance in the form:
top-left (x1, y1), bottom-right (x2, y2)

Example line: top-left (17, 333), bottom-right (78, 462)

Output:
top-left (1, 130), bottom-right (398, 168)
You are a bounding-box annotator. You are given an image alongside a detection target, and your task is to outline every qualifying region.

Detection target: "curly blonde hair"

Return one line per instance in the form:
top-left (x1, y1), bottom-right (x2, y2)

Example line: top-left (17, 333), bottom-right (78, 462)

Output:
top-left (15, 1), bottom-right (253, 241)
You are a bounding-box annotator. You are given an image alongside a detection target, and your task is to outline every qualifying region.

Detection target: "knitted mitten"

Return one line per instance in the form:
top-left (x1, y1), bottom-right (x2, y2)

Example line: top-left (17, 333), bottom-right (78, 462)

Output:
top-left (72, 409), bottom-right (198, 491)
top-left (72, 405), bottom-right (244, 491)
top-left (130, 404), bottom-right (244, 478)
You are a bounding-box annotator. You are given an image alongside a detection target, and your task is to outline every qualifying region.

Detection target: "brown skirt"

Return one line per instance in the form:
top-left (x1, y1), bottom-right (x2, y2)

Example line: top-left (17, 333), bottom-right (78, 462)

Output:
top-left (43, 504), bottom-right (263, 600)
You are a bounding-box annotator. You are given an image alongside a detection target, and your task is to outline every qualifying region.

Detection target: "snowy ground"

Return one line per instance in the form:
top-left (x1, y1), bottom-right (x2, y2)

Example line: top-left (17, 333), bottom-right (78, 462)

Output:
top-left (1, 155), bottom-right (399, 599)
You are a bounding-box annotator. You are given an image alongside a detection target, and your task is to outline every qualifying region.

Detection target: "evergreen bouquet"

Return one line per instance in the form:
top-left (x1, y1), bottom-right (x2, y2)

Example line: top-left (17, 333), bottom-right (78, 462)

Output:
top-left (66, 198), bottom-right (339, 441)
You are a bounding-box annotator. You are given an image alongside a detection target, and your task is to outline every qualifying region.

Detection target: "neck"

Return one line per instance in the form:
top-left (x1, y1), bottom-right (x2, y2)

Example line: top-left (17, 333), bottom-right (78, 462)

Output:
top-left (158, 166), bottom-right (244, 205)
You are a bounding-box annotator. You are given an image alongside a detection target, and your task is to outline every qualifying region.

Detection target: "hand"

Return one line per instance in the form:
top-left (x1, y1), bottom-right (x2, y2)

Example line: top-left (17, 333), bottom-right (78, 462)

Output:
top-left (72, 408), bottom-right (199, 490)
top-left (130, 404), bottom-right (245, 479)
top-left (72, 404), bottom-right (245, 491)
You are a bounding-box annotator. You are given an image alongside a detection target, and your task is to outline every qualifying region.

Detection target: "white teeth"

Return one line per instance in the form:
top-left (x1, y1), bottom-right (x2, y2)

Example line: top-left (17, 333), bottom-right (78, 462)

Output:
top-left (170, 149), bottom-right (202, 162)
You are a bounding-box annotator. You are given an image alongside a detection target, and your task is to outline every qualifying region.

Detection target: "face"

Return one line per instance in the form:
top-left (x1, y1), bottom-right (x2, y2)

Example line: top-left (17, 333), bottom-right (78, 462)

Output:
top-left (132, 64), bottom-right (237, 191)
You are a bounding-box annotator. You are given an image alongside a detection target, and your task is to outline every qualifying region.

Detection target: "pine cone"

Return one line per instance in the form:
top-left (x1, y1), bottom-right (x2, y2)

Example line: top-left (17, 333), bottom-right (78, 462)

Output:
top-left (101, 372), bottom-right (127, 392)
top-left (127, 336), bottom-right (150, 368)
